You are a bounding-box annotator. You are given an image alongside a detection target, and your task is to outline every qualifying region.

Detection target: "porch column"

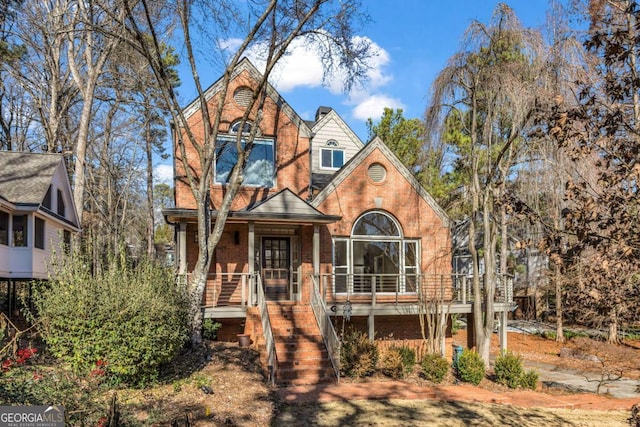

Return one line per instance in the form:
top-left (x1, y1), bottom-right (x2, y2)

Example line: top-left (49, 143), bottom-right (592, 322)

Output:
top-left (248, 222), bottom-right (255, 306)
top-left (368, 313), bottom-right (375, 341)
top-left (177, 221), bottom-right (187, 275)
top-left (313, 224), bottom-right (320, 277)
top-left (499, 309), bottom-right (508, 353)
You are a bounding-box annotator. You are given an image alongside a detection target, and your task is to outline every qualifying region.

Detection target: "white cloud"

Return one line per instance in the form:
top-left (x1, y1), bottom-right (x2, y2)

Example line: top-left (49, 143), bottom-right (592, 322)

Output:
top-left (219, 38), bottom-right (243, 52)
top-left (154, 164), bottom-right (173, 185)
top-left (351, 95), bottom-right (405, 121)
top-left (240, 34), bottom-right (392, 95)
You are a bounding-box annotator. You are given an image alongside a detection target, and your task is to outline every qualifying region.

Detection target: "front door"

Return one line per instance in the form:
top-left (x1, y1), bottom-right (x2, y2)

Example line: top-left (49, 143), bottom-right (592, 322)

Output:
top-left (262, 237), bottom-right (290, 301)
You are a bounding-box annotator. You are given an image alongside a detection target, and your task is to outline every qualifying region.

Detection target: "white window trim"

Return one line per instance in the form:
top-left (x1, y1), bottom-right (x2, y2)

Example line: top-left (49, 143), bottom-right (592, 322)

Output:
top-left (332, 211), bottom-right (420, 295)
top-left (214, 135), bottom-right (276, 188)
top-left (319, 145), bottom-right (345, 171)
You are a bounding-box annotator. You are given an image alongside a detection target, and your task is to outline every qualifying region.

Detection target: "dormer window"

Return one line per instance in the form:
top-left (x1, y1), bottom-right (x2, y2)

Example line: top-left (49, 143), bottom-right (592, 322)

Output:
top-left (215, 120), bottom-right (274, 187)
top-left (320, 140), bottom-right (344, 170)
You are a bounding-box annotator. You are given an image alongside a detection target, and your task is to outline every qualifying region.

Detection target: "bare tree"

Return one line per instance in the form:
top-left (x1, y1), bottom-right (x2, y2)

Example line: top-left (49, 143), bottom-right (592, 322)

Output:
top-left (67, 0), bottom-right (123, 231)
top-left (549, 0), bottom-right (640, 343)
top-left (426, 4), bottom-right (551, 363)
top-left (114, 0), bottom-right (373, 344)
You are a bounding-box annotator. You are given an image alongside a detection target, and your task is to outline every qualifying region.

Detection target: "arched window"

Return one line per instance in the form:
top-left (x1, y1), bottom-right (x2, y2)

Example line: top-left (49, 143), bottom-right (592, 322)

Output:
top-left (229, 119), bottom-right (260, 135)
top-left (352, 211), bottom-right (401, 237)
top-left (333, 211), bottom-right (419, 294)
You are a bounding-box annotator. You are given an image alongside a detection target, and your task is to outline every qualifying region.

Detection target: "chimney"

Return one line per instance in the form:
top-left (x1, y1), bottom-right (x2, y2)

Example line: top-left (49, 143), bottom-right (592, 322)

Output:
top-left (315, 106), bottom-right (332, 122)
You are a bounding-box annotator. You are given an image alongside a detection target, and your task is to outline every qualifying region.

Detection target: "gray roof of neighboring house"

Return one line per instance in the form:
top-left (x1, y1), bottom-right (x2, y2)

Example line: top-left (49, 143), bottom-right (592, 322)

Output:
top-left (0, 151), bottom-right (63, 205)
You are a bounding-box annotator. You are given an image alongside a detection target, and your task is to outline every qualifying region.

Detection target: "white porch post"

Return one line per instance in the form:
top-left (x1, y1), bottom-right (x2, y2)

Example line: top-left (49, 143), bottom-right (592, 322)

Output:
top-left (368, 314), bottom-right (375, 341)
top-left (177, 221), bottom-right (187, 275)
top-left (499, 309), bottom-right (508, 353)
top-left (313, 224), bottom-right (320, 276)
top-left (248, 222), bottom-right (255, 306)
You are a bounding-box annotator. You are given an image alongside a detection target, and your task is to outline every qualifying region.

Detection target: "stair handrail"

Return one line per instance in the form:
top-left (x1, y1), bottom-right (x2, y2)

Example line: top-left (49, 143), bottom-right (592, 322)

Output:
top-left (255, 273), bottom-right (277, 385)
top-left (309, 274), bottom-right (341, 383)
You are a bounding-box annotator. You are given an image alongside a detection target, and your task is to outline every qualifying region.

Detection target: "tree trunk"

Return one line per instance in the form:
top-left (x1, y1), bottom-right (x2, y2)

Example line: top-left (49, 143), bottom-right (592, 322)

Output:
top-left (554, 268), bottom-right (565, 343)
top-left (145, 115), bottom-right (155, 258)
top-left (607, 308), bottom-right (619, 344)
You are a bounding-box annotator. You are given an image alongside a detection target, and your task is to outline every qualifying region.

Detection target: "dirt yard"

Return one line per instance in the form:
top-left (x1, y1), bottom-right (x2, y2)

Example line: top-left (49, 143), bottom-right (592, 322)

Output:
top-left (114, 332), bottom-right (639, 426)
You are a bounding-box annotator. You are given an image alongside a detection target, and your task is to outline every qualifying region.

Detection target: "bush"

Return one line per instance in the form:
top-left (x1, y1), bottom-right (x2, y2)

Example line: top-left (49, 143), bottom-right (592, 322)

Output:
top-left (456, 349), bottom-right (485, 385)
top-left (494, 351), bottom-right (524, 389)
top-left (397, 346), bottom-right (416, 374)
top-left (202, 319), bottom-right (222, 341)
top-left (421, 353), bottom-right (449, 383)
top-left (380, 345), bottom-right (417, 378)
top-left (379, 347), bottom-right (404, 379)
top-left (520, 369), bottom-right (539, 390)
top-left (340, 329), bottom-right (378, 378)
top-left (32, 251), bottom-right (190, 386)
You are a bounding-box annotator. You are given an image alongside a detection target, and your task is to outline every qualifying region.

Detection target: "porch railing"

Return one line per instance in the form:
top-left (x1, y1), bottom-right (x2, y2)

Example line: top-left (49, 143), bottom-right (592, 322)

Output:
top-left (319, 273), bottom-right (514, 305)
top-left (255, 273), bottom-right (277, 385)
top-left (309, 274), bottom-right (341, 383)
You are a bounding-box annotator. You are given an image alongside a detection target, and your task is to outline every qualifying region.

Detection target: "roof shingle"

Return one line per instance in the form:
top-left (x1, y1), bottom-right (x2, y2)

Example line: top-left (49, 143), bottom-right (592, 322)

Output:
top-left (0, 151), bottom-right (63, 205)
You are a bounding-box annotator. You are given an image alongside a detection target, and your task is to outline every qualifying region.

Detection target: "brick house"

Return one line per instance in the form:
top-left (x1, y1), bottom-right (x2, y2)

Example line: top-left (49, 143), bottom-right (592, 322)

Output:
top-left (164, 59), bottom-right (514, 384)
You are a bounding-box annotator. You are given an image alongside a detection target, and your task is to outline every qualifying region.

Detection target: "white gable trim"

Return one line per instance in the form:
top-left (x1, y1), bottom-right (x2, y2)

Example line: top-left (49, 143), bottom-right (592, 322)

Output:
top-left (181, 58), bottom-right (312, 138)
top-left (52, 160), bottom-right (80, 228)
top-left (312, 109), bottom-right (364, 148)
top-left (311, 137), bottom-right (450, 227)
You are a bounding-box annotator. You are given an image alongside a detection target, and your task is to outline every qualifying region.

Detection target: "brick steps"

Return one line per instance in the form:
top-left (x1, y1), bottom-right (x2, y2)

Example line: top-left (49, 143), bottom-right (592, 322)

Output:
top-left (266, 303), bottom-right (336, 385)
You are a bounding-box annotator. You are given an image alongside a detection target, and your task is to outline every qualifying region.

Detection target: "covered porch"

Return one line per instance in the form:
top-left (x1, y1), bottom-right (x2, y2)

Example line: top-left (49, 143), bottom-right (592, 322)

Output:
top-left (164, 189), bottom-right (341, 319)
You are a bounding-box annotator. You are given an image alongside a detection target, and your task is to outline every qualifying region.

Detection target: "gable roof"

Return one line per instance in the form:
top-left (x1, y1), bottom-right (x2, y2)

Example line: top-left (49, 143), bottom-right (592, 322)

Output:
top-left (246, 188), bottom-right (340, 222)
top-left (311, 109), bottom-right (364, 148)
top-left (0, 151), bottom-right (62, 205)
top-left (310, 137), bottom-right (450, 227)
top-left (181, 58), bottom-right (312, 138)
top-left (163, 188), bottom-right (341, 224)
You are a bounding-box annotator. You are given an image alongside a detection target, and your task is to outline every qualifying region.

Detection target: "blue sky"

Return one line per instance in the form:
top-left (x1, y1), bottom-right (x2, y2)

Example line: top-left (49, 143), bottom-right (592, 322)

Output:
top-left (155, 1), bottom-right (557, 183)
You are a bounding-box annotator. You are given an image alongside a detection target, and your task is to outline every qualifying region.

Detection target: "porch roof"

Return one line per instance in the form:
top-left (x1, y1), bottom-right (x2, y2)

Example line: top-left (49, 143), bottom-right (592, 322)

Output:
top-left (163, 207), bottom-right (341, 225)
top-left (165, 188), bottom-right (341, 225)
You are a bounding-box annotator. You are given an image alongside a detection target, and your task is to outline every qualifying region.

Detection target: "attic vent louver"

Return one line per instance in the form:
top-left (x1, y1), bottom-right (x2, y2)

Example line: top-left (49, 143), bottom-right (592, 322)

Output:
top-left (233, 86), bottom-right (253, 107)
top-left (368, 163), bottom-right (387, 183)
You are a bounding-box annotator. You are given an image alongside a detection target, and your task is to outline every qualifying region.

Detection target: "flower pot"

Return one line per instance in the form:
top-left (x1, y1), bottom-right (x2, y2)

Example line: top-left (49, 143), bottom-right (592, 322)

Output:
top-left (237, 333), bottom-right (251, 348)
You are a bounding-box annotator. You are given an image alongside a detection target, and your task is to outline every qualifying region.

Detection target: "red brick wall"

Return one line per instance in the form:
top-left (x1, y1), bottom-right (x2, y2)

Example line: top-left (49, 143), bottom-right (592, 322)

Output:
top-left (335, 315), bottom-right (453, 341)
top-left (175, 69), bottom-right (311, 212)
top-left (315, 147), bottom-right (452, 294)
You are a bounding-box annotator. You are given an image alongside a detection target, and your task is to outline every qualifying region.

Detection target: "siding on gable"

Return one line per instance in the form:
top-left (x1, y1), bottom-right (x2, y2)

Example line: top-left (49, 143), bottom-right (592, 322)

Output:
top-left (311, 115), bottom-right (362, 174)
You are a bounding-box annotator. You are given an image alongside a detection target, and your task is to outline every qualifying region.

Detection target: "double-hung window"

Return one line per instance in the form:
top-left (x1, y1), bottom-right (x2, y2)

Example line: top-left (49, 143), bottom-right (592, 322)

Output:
top-left (320, 140), bottom-right (344, 170)
top-left (12, 214), bottom-right (27, 247)
top-left (35, 217), bottom-right (45, 249)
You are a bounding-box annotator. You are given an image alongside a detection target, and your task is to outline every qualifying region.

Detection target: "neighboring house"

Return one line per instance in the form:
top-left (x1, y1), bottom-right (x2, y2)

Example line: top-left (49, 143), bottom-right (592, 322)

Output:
top-left (452, 217), bottom-right (548, 320)
top-left (0, 152), bottom-right (80, 314)
top-left (164, 58), bottom-right (515, 385)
